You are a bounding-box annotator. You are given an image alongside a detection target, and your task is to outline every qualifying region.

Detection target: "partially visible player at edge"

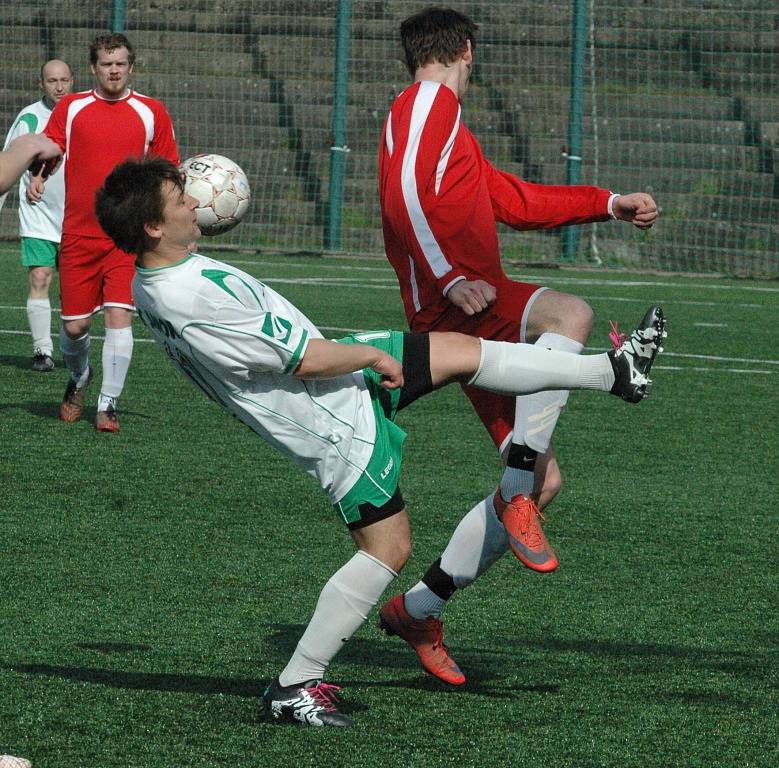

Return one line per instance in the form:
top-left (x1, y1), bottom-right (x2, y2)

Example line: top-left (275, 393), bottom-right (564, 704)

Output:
top-left (0, 59), bottom-right (74, 371)
top-left (29, 33), bottom-right (179, 431)
top-left (95, 156), bottom-right (665, 727)
top-left (377, 7), bottom-right (661, 684)
top-left (0, 133), bottom-right (61, 195)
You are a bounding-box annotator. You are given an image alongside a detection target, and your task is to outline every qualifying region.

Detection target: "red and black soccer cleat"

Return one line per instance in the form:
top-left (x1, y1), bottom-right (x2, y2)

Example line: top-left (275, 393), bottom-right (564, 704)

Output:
top-left (378, 594), bottom-right (466, 685)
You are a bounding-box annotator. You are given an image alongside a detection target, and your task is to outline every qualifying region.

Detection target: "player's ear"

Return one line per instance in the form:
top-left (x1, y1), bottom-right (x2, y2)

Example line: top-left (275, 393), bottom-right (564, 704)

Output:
top-left (463, 40), bottom-right (473, 64)
top-left (144, 220), bottom-right (162, 239)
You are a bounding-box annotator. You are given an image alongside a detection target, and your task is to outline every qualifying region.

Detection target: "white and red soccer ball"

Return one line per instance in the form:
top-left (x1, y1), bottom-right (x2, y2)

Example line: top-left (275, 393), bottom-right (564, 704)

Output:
top-left (180, 154), bottom-right (251, 236)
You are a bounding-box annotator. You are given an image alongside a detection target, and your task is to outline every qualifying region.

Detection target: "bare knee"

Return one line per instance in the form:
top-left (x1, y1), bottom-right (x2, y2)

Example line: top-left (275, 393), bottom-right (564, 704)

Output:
top-left (350, 510), bottom-right (412, 573)
top-left (63, 318), bottom-right (92, 338)
top-left (527, 291), bottom-right (594, 344)
top-left (28, 266), bottom-right (53, 296)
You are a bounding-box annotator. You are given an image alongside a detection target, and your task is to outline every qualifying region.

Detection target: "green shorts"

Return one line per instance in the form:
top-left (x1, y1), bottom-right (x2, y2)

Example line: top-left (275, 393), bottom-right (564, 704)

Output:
top-left (21, 237), bottom-right (58, 268)
top-left (334, 331), bottom-right (408, 527)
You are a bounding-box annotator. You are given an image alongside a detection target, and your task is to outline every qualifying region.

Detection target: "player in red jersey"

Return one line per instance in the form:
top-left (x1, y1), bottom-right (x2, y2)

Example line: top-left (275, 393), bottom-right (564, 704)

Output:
top-left (377, 8), bottom-right (659, 684)
top-left (29, 33), bottom-right (179, 432)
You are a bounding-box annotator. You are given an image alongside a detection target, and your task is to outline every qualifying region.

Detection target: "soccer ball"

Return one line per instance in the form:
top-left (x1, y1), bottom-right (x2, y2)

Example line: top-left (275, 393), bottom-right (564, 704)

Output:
top-left (180, 154), bottom-right (251, 236)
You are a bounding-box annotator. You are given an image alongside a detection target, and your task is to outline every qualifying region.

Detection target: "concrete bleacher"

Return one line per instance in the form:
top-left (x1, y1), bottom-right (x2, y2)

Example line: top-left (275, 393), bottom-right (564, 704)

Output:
top-left (0, 1), bottom-right (777, 275)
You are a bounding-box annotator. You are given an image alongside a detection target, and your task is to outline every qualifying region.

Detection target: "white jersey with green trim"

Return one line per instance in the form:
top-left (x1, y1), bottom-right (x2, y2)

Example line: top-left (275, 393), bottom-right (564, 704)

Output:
top-left (0, 100), bottom-right (65, 242)
top-left (133, 252), bottom-right (378, 504)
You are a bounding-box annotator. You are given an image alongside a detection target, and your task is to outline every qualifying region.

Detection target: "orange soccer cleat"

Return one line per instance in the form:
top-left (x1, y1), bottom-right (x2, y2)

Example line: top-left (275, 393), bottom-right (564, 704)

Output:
top-left (60, 368), bottom-right (93, 423)
top-left (494, 490), bottom-right (559, 573)
top-left (378, 594), bottom-right (465, 685)
top-left (95, 405), bottom-right (120, 433)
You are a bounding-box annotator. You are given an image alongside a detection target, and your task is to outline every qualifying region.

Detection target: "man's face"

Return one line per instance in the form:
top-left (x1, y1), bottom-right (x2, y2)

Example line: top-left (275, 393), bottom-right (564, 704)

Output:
top-left (41, 62), bottom-right (73, 105)
top-left (91, 46), bottom-right (133, 98)
top-left (157, 181), bottom-right (201, 248)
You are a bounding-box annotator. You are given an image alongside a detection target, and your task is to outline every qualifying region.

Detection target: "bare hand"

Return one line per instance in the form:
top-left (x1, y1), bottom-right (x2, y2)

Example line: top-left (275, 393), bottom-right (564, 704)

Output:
top-left (447, 279), bottom-right (497, 316)
top-left (28, 134), bottom-right (62, 177)
top-left (372, 352), bottom-right (404, 390)
top-left (612, 193), bottom-right (658, 229)
top-left (27, 176), bottom-right (46, 204)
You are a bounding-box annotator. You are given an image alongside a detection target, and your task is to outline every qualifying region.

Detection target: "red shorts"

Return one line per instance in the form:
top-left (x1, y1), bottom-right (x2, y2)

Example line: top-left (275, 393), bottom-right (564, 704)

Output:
top-left (59, 234), bottom-right (136, 320)
top-left (414, 278), bottom-right (548, 452)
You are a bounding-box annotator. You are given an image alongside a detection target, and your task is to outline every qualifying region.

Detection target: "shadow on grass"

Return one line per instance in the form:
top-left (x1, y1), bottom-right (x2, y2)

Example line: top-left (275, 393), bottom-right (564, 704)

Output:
top-left (3, 629), bottom-right (761, 704)
top-left (4, 662), bottom-right (265, 699)
top-left (0, 399), bottom-right (61, 419)
top-left (0, 400), bottom-right (154, 422)
top-left (76, 642), bottom-right (153, 653)
top-left (0, 353), bottom-right (38, 371)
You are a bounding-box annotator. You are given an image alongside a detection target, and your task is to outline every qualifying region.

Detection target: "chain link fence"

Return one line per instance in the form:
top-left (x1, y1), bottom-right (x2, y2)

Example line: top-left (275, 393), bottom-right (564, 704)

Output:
top-left (1, 1), bottom-right (777, 276)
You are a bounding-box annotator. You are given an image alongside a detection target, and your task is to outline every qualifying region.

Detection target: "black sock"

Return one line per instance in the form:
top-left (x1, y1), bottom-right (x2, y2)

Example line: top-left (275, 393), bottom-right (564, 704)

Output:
top-left (421, 557), bottom-right (457, 600)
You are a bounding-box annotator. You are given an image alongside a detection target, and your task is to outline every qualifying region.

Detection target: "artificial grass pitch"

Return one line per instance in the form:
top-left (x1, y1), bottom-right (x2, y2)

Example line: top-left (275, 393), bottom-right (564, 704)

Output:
top-left (0, 244), bottom-right (776, 767)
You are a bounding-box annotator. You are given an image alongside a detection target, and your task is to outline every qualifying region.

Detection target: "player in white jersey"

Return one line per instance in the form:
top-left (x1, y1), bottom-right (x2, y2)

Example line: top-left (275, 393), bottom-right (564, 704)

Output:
top-left (0, 60), bottom-right (73, 370)
top-left (95, 157), bottom-right (666, 727)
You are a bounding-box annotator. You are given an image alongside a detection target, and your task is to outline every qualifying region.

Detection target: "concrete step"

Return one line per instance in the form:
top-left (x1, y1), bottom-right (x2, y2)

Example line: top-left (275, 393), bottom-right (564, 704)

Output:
top-left (539, 164), bottom-right (777, 199)
top-left (659, 193), bottom-right (779, 225)
top-left (531, 137), bottom-right (763, 172)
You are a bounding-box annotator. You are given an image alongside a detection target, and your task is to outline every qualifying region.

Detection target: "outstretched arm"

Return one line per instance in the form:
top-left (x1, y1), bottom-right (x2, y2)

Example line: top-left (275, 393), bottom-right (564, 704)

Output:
top-left (294, 338), bottom-right (403, 389)
top-left (0, 133), bottom-right (61, 195)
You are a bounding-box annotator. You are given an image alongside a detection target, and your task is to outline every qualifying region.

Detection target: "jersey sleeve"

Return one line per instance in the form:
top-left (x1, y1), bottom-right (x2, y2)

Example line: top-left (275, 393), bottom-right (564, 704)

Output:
top-left (3, 110), bottom-right (33, 150)
top-left (149, 102), bottom-right (179, 164)
top-left (180, 269), bottom-right (309, 378)
top-left (484, 160), bottom-right (612, 229)
top-left (43, 99), bottom-right (67, 152)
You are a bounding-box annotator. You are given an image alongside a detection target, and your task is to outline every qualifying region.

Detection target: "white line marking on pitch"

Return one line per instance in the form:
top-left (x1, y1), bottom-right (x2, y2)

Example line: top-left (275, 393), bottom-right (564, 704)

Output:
top-left (227, 258), bottom-right (779, 293)
top-left (0, 327), bottom-right (774, 374)
top-left (694, 322), bottom-right (728, 327)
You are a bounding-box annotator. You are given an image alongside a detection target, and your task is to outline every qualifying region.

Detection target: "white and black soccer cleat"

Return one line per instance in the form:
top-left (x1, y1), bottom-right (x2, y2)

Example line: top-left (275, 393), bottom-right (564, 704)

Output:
top-left (608, 304), bottom-right (667, 403)
top-left (262, 678), bottom-right (352, 727)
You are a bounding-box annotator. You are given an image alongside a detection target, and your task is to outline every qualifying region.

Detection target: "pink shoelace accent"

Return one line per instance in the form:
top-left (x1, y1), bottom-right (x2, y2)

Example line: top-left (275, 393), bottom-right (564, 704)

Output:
top-left (305, 682), bottom-right (342, 712)
top-left (608, 320), bottom-right (627, 350)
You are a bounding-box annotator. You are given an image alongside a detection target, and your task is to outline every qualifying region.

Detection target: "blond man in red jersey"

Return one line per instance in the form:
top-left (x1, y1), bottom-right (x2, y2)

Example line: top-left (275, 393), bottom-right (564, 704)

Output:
top-left (29, 33), bottom-right (179, 432)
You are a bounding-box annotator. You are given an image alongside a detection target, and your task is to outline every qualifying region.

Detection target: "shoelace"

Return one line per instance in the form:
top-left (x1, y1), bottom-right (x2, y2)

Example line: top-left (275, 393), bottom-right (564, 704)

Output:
top-left (305, 682), bottom-right (342, 712)
top-left (514, 498), bottom-right (546, 548)
top-left (608, 320), bottom-right (627, 350)
top-left (426, 619), bottom-right (453, 656)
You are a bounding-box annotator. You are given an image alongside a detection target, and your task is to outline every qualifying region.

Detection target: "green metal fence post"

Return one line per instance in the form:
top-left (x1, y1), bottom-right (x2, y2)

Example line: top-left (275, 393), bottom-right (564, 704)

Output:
top-left (111, 0), bottom-right (127, 33)
top-left (561, 0), bottom-right (589, 262)
top-left (326, 0), bottom-right (352, 251)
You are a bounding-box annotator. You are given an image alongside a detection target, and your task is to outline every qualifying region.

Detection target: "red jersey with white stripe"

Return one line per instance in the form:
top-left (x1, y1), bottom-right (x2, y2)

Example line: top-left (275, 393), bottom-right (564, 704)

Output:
top-left (46, 89), bottom-right (179, 238)
top-left (379, 80), bottom-right (612, 330)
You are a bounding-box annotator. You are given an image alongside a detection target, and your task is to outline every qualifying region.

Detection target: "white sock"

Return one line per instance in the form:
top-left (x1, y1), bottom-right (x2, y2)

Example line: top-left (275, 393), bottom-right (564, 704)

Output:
top-left (27, 298), bottom-right (53, 355)
top-left (501, 332), bottom-right (585, 498)
top-left (404, 581), bottom-right (447, 620)
top-left (405, 495), bottom-right (510, 619)
top-left (278, 551), bottom-right (396, 686)
top-left (468, 339), bottom-right (614, 395)
top-left (59, 327), bottom-right (90, 384)
top-left (100, 326), bottom-right (134, 407)
top-left (440, 495), bottom-right (508, 589)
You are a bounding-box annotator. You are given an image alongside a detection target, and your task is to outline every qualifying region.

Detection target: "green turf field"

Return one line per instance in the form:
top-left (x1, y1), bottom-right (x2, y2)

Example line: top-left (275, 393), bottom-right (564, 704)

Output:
top-left (0, 242), bottom-right (776, 767)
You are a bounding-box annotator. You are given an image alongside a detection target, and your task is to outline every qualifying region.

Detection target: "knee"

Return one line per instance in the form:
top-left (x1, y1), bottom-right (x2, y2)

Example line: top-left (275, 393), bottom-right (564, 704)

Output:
top-left (63, 318), bottom-right (91, 338)
top-left (566, 297), bottom-right (594, 342)
top-left (29, 267), bottom-right (52, 292)
top-left (528, 291), bottom-right (594, 343)
top-left (387, 535), bottom-right (412, 573)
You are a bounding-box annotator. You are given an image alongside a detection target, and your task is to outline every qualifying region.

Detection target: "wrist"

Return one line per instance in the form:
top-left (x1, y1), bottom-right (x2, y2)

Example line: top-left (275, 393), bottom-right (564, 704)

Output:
top-left (608, 193), bottom-right (620, 219)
